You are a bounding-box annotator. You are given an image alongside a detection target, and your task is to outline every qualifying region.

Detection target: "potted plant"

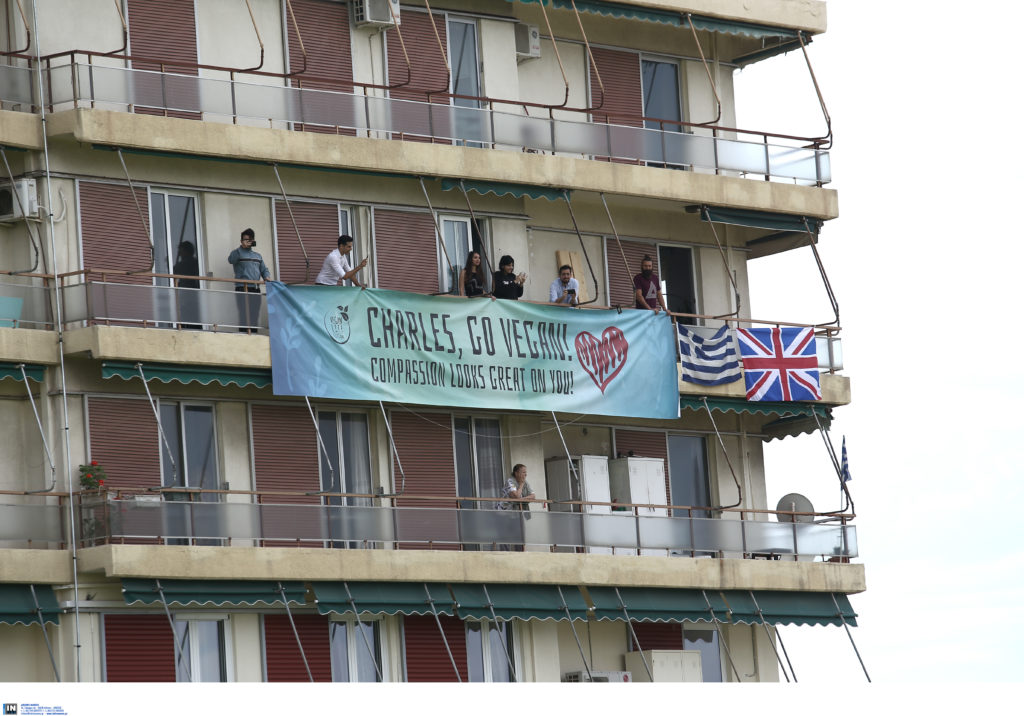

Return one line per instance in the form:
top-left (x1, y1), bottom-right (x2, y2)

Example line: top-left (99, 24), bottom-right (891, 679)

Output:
top-left (79, 461), bottom-right (107, 492)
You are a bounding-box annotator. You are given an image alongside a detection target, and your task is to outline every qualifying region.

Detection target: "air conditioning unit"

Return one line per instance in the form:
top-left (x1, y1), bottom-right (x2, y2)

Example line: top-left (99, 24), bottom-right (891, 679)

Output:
top-left (563, 670), bottom-right (631, 683)
top-left (0, 178), bottom-right (37, 221)
top-left (352, 0), bottom-right (400, 27)
top-left (514, 23), bottom-right (541, 59)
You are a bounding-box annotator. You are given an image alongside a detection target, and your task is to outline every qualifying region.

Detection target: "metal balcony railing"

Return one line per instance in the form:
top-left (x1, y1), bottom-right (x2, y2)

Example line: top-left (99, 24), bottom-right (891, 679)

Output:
top-left (0, 61), bottom-right (831, 184)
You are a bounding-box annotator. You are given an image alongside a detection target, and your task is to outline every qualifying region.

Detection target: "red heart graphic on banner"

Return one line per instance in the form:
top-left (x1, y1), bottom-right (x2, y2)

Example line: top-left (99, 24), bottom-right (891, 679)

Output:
top-left (575, 327), bottom-right (629, 394)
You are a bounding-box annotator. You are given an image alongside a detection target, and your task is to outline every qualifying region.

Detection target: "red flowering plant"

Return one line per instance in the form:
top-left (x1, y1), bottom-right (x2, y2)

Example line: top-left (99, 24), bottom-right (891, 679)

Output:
top-left (78, 461), bottom-right (108, 491)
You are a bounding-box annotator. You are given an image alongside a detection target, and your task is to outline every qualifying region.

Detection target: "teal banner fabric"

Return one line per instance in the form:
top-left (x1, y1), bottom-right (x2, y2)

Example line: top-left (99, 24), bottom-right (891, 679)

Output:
top-left (268, 284), bottom-right (679, 420)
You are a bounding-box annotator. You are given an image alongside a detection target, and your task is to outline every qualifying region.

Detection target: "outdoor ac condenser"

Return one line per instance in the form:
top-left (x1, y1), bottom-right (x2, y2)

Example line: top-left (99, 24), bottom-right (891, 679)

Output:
top-left (0, 178), bottom-right (37, 222)
top-left (352, 0), bottom-right (400, 27)
top-left (563, 670), bottom-right (631, 683)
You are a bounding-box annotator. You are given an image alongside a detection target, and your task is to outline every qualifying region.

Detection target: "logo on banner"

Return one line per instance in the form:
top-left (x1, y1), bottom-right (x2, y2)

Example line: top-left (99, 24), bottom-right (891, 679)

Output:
top-left (575, 326), bottom-right (628, 393)
top-left (324, 305), bottom-right (351, 345)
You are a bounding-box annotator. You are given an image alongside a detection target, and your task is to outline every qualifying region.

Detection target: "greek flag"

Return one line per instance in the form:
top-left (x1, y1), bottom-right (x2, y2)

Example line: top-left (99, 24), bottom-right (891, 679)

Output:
top-left (677, 325), bottom-right (741, 386)
top-left (841, 436), bottom-right (852, 482)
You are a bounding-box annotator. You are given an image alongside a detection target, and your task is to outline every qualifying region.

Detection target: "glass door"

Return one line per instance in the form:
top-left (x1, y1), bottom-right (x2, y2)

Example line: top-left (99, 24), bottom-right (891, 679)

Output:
top-left (151, 191), bottom-right (202, 327)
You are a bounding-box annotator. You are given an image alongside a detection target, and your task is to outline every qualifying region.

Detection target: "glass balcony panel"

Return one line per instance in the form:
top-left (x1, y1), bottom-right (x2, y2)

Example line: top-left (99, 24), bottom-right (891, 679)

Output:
top-left (393, 506), bottom-right (459, 545)
top-left (582, 513), bottom-right (638, 549)
top-left (450, 105), bottom-right (492, 145)
top-left (258, 504), bottom-right (329, 542)
top-left (458, 508), bottom-right (521, 545)
top-left (526, 510), bottom-right (582, 548)
top-left (690, 517), bottom-right (746, 554)
top-left (794, 522), bottom-right (857, 557)
top-left (326, 504), bottom-right (394, 543)
top-left (553, 118), bottom-right (610, 156)
top-left (0, 504), bottom-right (62, 542)
top-left (741, 520), bottom-right (798, 555)
top-left (0, 281), bottom-right (53, 329)
top-left (815, 335), bottom-right (843, 371)
top-left (493, 112), bottom-right (554, 152)
top-left (768, 144), bottom-right (827, 183)
top-left (606, 124), bottom-right (646, 162)
top-left (294, 87), bottom-right (364, 130)
top-left (0, 64), bottom-right (37, 107)
top-left (637, 514), bottom-right (693, 552)
top-left (715, 137), bottom-right (769, 175)
top-left (664, 132), bottom-right (717, 169)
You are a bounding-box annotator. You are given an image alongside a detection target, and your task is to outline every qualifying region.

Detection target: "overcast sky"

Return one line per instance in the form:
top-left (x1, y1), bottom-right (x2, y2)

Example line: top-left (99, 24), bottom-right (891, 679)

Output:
top-left (736, 0), bottom-right (1024, 683)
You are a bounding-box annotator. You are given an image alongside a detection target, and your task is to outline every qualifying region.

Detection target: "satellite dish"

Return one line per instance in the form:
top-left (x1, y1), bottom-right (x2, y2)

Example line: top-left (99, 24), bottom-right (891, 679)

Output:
top-left (776, 493), bottom-right (814, 523)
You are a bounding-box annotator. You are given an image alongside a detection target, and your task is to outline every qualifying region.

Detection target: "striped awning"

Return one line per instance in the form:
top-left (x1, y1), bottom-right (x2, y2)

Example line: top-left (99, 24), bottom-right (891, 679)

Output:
top-left (702, 207), bottom-right (822, 234)
top-left (451, 583), bottom-right (590, 621)
top-left (0, 362), bottom-right (45, 383)
top-left (0, 584), bottom-right (60, 626)
top-left (312, 582), bottom-right (455, 617)
top-left (121, 579), bottom-right (306, 607)
top-left (101, 361), bottom-right (272, 389)
top-left (440, 178), bottom-right (567, 202)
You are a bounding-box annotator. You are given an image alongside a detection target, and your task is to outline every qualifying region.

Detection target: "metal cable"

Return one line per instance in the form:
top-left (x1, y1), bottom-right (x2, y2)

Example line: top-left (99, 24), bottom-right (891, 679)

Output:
top-left (614, 587), bottom-right (652, 681)
top-left (278, 581), bottom-right (314, 682)
top-left (747, 590), bottom-right (792, 682)
top-left (379, 401), bottom-right (405, 496)
top-left (418, 177), bottom-right (455, 287)
top-left (304, 397), bottom-right (334, 488)
top-left (456, 180), bottom-right (495, 279)
top-left (831, 593), bottom-right (870, 682)
top-left (599, 193), bottom-right (632, 301)
top-left (701, 397), bottom-right (743, 510)
top-left (550, 412), bottom-right (582, 505)
top-left (701, 589), bottom-right (741, 682)
top-left (558, 586), bottom-right (592, 680)
top-left (561, 191), bottom-right (600, 306)
top-left (155, 579), bottom-right (191, 682)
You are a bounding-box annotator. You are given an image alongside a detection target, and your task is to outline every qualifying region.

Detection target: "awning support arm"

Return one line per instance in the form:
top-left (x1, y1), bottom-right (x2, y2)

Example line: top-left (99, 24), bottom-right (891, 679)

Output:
top-left (558, 585), bottom-right (592, 681)
top-left (424, 583), bottom-right (461, 682)
top-left (701, 397), bottom-right (743, 510)
top-left (831, 593), bottom-right (870, 682)
top-left (422, 0), bottom-right (452, 102)
top-left (155, 579), bottom-right (191, 682)
top-left (304, 397), bottom-right (334, 489)
top-left (811, 410), bottom-right (854, 515)
top-left (380, 401), bottom-right (405, 497)
top-left (614, 587), bottom-right (652, 681)
top-left (116, 148), bottom-right (155, 273)
top-left (1, 148), bottom-right (41, 274)
top-left (272, 163), bottom-right (309, 284)
top-left (136, 363), bottom-right (177, 485)
top-left (343, 582), bottom-right (384, 682)
top-left (481, 584), bottom-right (517, 682)
top-left (701, 589), bottom-right (741, 682)
top-left (550, 412), bottom-right (582, 506)
top-left (685, 14), bottom-right (722, 126)
top-left (536, 0), bottom-right (570, 108)
top-left (569, 0), bottom-right (604, 112)
top-left (419, 178), bottom-right (456, 287)
top-left (278, 581), bottom-right (314, 682)
top-left (20, 364), bottom-right (56, 493)
top-left (747, 590), bottom-right (793, 683)
top-left (562, 190), bottom-right (600, 306)
top-left (457, 179), bottom-right (495, 278)
top-left (797, 32), bottom-right (832, 150)
top-left (599, 193), bottom-right (633, 309)
top-left (30, 585), bottom-right (61, 682)
top-left (701, 207), bottom-right (742, 318)
top-left (803, 218), bottom-right (839, 326)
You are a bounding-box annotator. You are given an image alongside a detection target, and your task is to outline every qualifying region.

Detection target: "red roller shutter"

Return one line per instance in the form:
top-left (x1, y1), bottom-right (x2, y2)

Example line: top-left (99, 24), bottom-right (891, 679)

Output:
top-left (589, 47), bottom-right (642, 126)
top-left (104, 614), bottom-right (176, 682)
top-left (374, 210), bottom-right (438, 293)
top-left (389, 410), bottom-right (457, 549)
top-left (87, 397), bottom-right (160, 491)
top-left (605, 238), bottom-right (657, 308)
top-left (287, 0), bottom-right (355, 134)
top-left (403, 615), bottom-right (467, 682)
top-left (264, 614), bottom-right (332, 682)
top-left (386, 11), bottom-right (448, 103)
top-left (126, 0), bottom-right (199, 119)
top-left (630, 622), bottom-right (683, 651)
top-left (274, 200), bottom-right (340, 284)
top-left (251, 404), bottom-right (321, 546)
top-left (614, 429), bottom-right (669, 505)
top-left (79, 182), bottom-right (152, 279)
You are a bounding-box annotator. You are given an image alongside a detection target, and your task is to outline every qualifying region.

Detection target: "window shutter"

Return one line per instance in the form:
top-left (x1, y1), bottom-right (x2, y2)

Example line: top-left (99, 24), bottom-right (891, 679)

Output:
top-left (403, 615), bottom-right (467, 682)
top-left (79, 182), bottom-right (152, 279)
top-left (273, 200), bottom-right (340, 284)
top-left (287, 0), bottom-right (354, 91)
top-left (390, 410), bottom-right (457, 549)
top-left (374, 210), bottom-right (439, 293)
top-left (386, 11), bottom-right (449, 103)
top-left (605, 238), bottom-right (657, 308)
top-left (589, 47), bottom-right (642, 126)
top-left (104, 614), bottom-right (176, 682)
top-left (614, 429), bottom-right (670, 505)
top-left (87, 397), bottom-right (160, 491)
top-left (125, 0), bottom-right (199, 118)
top-left (264, 614), bottom-right (332, 682)
top-left (629, 621), bottom-right (683, 651)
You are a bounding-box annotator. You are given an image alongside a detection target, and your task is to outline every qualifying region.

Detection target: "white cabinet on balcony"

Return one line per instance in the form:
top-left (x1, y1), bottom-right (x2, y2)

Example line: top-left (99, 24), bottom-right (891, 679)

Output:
top-left (544, 455), bottom-right (612, 554)
top-left (624, 650), bottom-right (703, 683)
top-left (609, 457), bottom-right (667, 556)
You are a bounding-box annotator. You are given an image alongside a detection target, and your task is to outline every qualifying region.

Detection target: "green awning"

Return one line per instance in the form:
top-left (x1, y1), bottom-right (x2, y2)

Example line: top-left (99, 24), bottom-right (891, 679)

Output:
top-left (680, 396), bottom-right (830, 420)
top-left (760, 414), bottom-right (831, 441)
top-left (452, 583), bottom-right (589, 621)
top-left (0, 362), bottom-right (45, 383)
top-left (101, 361), bottom-right (272, 389)
top-left (440, 178), bottom-right (568, 202)
top-left (589, 588), bottom-right (856, 627)
top-left (313, 582), bottom-right (455, 617)
top-left (687, 16), bottom-right (798, 41)
top-left (507, 0), bottom-right (679, 25)
top-left (121, 579), bottom-right (306, 607)
top-left (702, 207), bottom-right (822, 234)
top-left (0, 584), bottom-right (61, 626)
top-left (733, 39), bottom-right (807, 67)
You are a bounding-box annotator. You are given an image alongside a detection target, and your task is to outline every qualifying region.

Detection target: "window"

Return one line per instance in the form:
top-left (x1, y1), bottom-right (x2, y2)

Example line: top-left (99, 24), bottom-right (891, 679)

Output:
top-left (641, 58), bottom-right (683, 168)
top-left (317, 411), bottom-right (372, 505)
top-left (174, 617), bottom-right (228, 682)
top-left (448, 17), bottom-right (483, 147)
top-left (454, 417), bottom-right (504, 509)
top-left (330, 619), bottom-right (383, 682)
top-left (657, 245), bottom-right (698, 323)
top-left (151, 190), bottom-right (203, 326)
top-left (666, 434), bottom-right (710, 519)
top-left (683, 628), bottom-right (722, 682)
top-left (438, 216), bottom-right (488, 295)
top-left (466, 621), bottom-right (514, 682)
top-left (159, 402), bottom-right (219, 544)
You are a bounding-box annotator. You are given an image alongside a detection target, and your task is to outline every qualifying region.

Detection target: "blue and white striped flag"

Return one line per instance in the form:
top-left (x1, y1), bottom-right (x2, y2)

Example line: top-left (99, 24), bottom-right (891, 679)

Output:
top-left (841, 436), bottom-right (852, 482)
top-left (676, 325), bottom-right (742, 386)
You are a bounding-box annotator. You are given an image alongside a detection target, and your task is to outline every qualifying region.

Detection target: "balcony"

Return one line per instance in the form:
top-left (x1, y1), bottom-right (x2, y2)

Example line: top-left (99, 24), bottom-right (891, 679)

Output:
top-left (0, 61), bottom-right (830, 186)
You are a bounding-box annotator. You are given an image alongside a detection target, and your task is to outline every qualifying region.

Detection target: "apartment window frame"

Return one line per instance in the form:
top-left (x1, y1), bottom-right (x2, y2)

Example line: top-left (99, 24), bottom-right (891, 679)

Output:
top-left (173, 613), bottom-right (232, 683)
top-left (465, 620), bottom-right (517, 683)
top-left (158, 400), bottom-right (220, 546)
top-left (453, 415), bottom-right (505, 510)
top-left (315, 408), bottom-right (373, 506)
top-left (640, 53), bottom-right (685, 131)
top-left (329, 615), bottom-right (385, 682)
top-left (437, 214), bottom-right (489, 295)
top-left (666, 432), bottom-right (712, 520)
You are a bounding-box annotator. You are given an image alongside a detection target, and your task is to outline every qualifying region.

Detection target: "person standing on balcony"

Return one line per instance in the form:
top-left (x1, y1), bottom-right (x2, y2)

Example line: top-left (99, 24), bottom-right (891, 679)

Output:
top-left (549, 264), bottom-right (579, 306)
top-left (228, 228), bottom-right (270, 332)
top-left (633, 255), bottom-right (667, 313)
top-left (459, 251), bottom-right (486, 297)
top-left (498, 463), bottom-right (535, 551)
top-left (315, 235), bottom-right (368, 287)
top-left (492, 255), bottom-right (525, 300)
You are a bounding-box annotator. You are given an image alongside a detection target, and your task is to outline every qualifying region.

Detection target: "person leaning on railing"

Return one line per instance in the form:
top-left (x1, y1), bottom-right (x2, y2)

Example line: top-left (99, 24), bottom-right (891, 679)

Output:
top-left (227, 228), bottom-right (270, 332)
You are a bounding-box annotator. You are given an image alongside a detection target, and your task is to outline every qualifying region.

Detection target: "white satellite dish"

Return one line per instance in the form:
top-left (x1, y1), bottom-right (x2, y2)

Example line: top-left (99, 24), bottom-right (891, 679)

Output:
top-left (776, 493), bottom-right (814, 523)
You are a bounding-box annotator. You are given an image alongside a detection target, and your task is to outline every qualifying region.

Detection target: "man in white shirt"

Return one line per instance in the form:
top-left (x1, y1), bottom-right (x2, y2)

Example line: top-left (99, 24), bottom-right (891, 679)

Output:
top-left (549, 264), bottom-right (579, 306)
top-left (316, 235), bottom-right (367, 287)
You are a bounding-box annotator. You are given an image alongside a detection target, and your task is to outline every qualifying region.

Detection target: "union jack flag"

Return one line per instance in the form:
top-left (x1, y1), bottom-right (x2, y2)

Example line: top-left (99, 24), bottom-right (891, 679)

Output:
top-left (737, 326), bottom-right (820, 401)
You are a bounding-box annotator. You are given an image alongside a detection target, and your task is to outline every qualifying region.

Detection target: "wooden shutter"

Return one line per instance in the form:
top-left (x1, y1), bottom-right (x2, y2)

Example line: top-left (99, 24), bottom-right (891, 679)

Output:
top-left (589, 47), bottom-right (642, 126)
top-left (403, 615), bottom-right (467, 682)
top-left (251, 404), bottom-right (321, 546)
top-left (614, 429), bottom-right (670, 505)
top-left (374, 210), bottom-right (438, 293)
top-left (264, 614), bottom-right (332, 682)
top-left (274, 200), bottom-right (340, 284)
top-left (104, 614), bottom-right (176, 682)
top-left (605, 238), bottom-right (657, 308)
top-left (629, 622), bottom-right (683, 651)
top-left (386, 11), bottom-right (448, 103)
top-left (79, 182), bottom-right (152, 279)
top-left (126, 0), bottom-right (199, 118)
top-left (88, 397), bottom-right (160, 491)
top-left (390, 410), bottom-right (457, 549)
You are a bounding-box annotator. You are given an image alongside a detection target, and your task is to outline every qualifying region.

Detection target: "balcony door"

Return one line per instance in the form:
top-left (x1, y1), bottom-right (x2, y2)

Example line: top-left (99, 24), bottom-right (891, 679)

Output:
top-left (641, 57), bottom-right (683, 167)
top-left (438, 215), bottom-right (488, 294)
top-left (159, 401), bottom-right (220, 544)
top-left (317, 410), bottom-right (373, 547)
top-left (666, 434), bottom-right (710, 519)
top-left (448, 16), bottom-right (483, 146)
top-left (150, 190), bottom-right (203, 327)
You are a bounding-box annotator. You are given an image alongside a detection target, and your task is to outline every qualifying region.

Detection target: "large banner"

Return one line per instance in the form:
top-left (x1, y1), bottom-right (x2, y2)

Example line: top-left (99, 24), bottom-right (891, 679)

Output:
top-left (268, 283), bottom-right (680, 419)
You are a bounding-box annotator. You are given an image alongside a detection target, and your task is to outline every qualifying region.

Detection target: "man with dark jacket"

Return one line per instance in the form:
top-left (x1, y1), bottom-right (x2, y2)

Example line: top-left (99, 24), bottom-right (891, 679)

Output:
top-left (227, 228), bottom-right (270, 332)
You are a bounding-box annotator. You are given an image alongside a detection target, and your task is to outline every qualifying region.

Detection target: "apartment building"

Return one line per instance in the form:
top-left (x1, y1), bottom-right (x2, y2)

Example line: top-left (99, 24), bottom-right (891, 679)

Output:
top-left (0, 0), bottom-right (861, 683)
